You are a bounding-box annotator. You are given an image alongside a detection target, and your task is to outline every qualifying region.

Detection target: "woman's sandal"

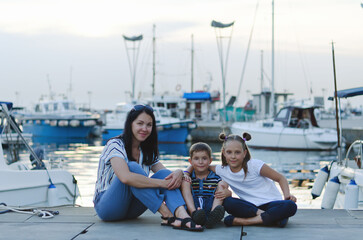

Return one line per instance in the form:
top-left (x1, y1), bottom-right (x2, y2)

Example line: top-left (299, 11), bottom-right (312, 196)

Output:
top-left (192, 209), bottom-right (207, 225)
top-left (172, 217), bottom-right (204, 232)
top-left (161, 216), bottom-right (176, 226)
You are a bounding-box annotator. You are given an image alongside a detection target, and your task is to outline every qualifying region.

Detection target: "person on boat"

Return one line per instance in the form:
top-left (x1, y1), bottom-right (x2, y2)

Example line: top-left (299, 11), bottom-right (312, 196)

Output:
top-left (192, 132), bottom-right (297, 227)
top-left (297, 110), bottom-right (311, 128)
top-left (93, 104), bottom-right (203, 231)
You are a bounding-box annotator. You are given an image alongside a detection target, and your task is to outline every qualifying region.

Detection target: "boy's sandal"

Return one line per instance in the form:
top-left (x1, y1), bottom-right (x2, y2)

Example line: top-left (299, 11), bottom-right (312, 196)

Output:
top-left (161, 216), bottom-right (176, 226)
top-left (172, 217), bottom-right (204, 232)
top-left (191, 209), bottom-right (207, 225)
top-left (205, 205), bottom-right (225, 229)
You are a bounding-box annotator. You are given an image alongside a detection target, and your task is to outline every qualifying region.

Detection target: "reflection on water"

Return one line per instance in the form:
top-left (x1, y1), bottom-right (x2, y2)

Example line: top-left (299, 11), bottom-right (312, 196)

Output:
top-left (6, 138), bottom-right (338, 208)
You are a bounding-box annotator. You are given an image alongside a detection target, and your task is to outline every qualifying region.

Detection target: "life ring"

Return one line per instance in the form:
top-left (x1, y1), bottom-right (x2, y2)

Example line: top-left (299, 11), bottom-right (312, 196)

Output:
top-left (175, 84), bottom-right (181, 91)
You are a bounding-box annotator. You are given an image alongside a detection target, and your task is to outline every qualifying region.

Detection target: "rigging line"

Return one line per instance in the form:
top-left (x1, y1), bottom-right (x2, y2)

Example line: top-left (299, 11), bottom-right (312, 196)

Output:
top-left (223, 25), bottom-right (235, 81)
top-left (138, 36), bottom-right (153, 93)
top-left (286, 0), bottom-right (311, 97)
top-left (236, 0), bottom-right (260, 104)
top-left (123, 40), bottom-right (134, 85)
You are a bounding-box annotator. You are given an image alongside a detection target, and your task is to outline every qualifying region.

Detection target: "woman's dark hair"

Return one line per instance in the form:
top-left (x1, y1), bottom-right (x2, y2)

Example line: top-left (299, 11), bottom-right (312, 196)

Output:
top-left (111, 105), bottom-right (159, 166)
top-left (219, 132), bottom-right (252, 177)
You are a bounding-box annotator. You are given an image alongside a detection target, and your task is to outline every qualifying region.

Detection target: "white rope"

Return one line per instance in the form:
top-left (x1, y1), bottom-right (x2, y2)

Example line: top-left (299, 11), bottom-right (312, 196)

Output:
top-left (198, 197), bottom-right (204, 209)
top-left (0, 205), bottom-right (55, 219)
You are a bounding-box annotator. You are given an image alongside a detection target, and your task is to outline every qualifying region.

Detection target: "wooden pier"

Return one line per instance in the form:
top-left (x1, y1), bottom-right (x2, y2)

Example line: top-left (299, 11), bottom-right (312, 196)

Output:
top-left (1, 206), bottom-right (363, 240)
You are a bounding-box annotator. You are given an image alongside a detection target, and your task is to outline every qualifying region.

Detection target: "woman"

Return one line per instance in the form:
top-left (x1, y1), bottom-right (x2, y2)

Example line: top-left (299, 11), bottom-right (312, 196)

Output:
top-left (93, 104), bottom-right (203, 231)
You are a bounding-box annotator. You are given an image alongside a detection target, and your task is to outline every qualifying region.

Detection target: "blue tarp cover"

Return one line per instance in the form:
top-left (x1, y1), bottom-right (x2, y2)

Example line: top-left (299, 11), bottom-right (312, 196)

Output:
top-left (123, 35), bottom-right (143, 41)
top-left (183, 92), bottom-right (211, 100)
top-left (336, 87), bottom-right (363, 98)
top-left (0, 101), bottom-right (13, 110)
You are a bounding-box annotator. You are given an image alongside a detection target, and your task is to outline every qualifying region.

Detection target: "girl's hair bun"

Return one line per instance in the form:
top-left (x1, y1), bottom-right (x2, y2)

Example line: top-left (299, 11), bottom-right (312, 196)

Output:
top-left (242, 132), bottom-right (251, 141)
top-left (219, 132), bottom-right (227, 141)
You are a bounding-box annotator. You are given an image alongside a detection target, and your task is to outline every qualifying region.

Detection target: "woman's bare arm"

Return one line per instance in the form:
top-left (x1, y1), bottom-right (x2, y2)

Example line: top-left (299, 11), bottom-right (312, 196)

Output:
top-left (111, 157), bottom-right (169, 188)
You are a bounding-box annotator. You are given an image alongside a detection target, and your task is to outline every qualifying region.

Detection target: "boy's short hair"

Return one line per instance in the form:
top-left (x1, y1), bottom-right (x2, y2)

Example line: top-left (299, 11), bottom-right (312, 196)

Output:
top-left (189, 142), bottom-right (212, 158)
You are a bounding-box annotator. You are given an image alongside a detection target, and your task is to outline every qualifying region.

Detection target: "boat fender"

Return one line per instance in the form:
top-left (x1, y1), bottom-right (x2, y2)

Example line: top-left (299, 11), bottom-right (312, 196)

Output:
top-left (58, 120), bottom-right (69, 127)
top-left (344, 179), bottom-right (359, 209)
top-left (83, 120), bottom-right (96, 127)
top-left (172, 124), bottom-right (181, 129)
top-left (47, 184), bottom-right (58, 207)
top-left (69, 120), bottom-right (80, 127)
top-left (321, 176), bottom-right (340, 209)
top-left (311, 165), bottom-right (329, 199)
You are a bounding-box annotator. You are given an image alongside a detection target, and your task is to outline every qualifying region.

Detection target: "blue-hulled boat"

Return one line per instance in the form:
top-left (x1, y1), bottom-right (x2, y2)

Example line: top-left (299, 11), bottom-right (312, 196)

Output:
top-left (102, 103), bottom-right (196, 143)
top-left (14, 98), bottom-right (101, 138)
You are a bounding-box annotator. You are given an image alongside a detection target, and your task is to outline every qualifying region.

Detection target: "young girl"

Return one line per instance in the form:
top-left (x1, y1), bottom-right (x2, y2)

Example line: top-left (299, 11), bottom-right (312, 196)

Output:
top-left (93, 104), bottom-right (203, 231)
top-left (212, 132), bottom-right (297, 227)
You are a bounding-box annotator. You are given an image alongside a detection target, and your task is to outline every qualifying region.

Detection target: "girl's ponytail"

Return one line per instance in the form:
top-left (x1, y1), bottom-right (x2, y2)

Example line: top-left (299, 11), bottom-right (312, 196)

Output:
top-left (219, 132), bottom-right (227, 142)
top-left (242, 132), bottom-right (251, 142)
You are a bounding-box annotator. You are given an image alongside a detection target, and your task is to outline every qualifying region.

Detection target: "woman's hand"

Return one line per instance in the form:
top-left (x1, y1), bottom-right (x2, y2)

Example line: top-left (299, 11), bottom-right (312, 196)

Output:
top-left (164, 169), bottom-right (183, 190)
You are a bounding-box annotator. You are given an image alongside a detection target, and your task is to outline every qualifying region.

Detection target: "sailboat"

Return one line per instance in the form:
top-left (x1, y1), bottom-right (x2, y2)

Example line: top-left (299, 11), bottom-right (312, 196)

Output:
top-left (231, 0), bottom-right (339, 150)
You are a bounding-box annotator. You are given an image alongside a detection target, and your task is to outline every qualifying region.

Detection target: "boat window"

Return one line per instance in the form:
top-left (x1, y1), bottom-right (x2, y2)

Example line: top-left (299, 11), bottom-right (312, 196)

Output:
top-left (159, 109), bottom-right (169, 117)
top-left (63, 102), bottom-right (76, 111)
top-left (48, 103), bottom-right (54, 111)
top-left (275, 108), bottom-right (288, 120)
top-left (53, 103), bottom-right (58, 111)
top-left (274, 108), bottom-right (290, 126)
top-left (44, 104), bottom-right (49, 112)
top-left (63, 102), bottom-right (69, 110)
top-left (35, 104), bottom-right (41, 112)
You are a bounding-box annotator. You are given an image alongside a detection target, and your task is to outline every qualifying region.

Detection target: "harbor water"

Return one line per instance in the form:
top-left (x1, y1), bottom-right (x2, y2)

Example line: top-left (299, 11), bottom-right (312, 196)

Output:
top-left (4, 137), bottom-right (338, 209)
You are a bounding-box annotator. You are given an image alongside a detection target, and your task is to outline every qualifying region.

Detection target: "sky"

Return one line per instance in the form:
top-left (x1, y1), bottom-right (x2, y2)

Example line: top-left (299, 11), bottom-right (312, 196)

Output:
top-left (1, 0), bottom-right (363, 111)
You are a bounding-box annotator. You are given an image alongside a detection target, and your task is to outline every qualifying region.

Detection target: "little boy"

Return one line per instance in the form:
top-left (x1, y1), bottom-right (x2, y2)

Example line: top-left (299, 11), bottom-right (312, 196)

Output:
top-left (181, 142), bottom-right (230, 228)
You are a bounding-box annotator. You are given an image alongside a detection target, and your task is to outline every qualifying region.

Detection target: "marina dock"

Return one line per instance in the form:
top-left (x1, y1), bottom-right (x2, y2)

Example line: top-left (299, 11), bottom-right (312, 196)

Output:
top-left (1, 206), bottom-right (363, 240)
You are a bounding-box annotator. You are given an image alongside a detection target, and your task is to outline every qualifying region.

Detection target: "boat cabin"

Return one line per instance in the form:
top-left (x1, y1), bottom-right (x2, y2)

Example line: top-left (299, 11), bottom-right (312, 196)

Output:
top-left (34, 100), bottom-right (77, 114)
top-left (274, 106), bottom-right (319, 128)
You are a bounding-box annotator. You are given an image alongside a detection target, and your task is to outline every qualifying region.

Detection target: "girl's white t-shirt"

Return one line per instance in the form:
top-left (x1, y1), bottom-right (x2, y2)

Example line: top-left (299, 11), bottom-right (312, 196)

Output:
top-left (216, 158), bottom-right (282, 206)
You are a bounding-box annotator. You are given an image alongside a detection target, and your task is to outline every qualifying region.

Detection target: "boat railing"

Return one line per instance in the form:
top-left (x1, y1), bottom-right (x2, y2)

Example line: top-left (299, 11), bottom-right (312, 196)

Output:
top-left (343, 140), bottom-right (363, 169)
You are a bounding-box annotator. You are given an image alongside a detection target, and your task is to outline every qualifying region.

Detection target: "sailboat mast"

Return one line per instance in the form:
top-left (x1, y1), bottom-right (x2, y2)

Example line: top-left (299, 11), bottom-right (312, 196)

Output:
top-left (260, 50), bottom-right (264, 92)
top-left (191, 34), bottom-right (194, 92)
top-left (331, 42), bottom-right (342, 163)
top-left (152, 24), bottom-right (156, 97)
top-left (69, 66), bottom-right (73, 99)
top-left (270, 0), bottom-right (275, 118)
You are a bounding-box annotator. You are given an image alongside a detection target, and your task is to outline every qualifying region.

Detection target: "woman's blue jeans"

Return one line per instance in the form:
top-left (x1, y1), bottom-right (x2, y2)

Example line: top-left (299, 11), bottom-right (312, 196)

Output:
top-left (94, 162), bottom-right (185, 221)
top-left (223, 197), bottom-right (297, 225)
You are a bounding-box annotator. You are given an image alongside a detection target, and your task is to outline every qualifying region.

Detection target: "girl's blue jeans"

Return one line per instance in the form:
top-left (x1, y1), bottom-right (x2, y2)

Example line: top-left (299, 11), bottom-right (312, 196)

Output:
top-left (94, 161), bottom-right (185, 221)
top-left (223, 197), bottom-right (297, 225)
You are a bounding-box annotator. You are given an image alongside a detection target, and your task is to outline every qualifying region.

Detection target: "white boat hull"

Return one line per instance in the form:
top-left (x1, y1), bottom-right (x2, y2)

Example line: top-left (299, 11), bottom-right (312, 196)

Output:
top-left (231, 121), bottom-right (338, 150)
top-left (0, 167), bottom-right (79, 207)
